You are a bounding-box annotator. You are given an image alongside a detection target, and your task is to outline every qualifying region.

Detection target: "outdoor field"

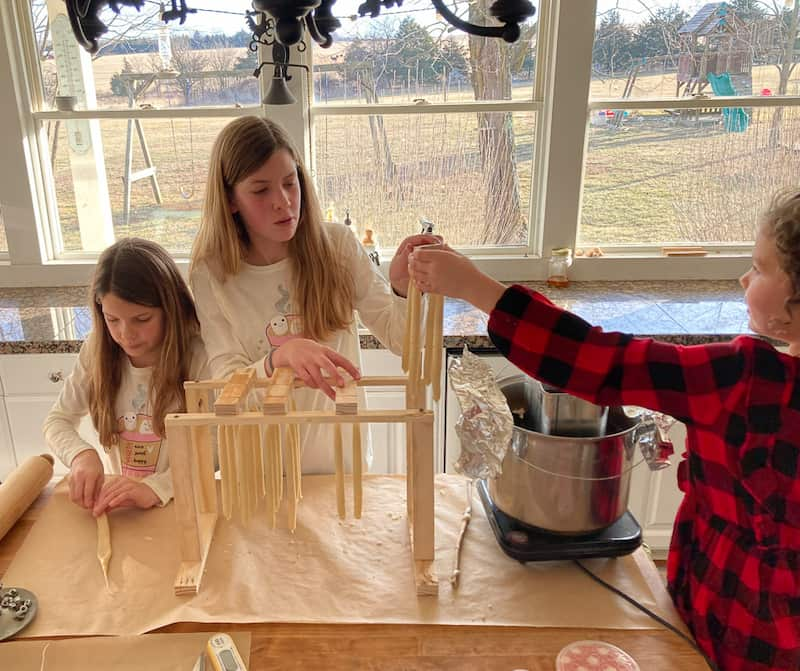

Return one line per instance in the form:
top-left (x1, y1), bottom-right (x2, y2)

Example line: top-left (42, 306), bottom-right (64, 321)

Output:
top-left (43, 51), bottom-right (800, 253)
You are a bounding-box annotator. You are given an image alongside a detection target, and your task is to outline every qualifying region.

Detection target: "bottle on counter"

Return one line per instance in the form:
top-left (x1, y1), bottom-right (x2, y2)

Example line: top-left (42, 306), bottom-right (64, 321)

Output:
top-left (362, 228), bottom-right (380, 265)
top-left (546, 247), bottom-right (573, 288)
top-left (325, 204), bottom-right (336, 222)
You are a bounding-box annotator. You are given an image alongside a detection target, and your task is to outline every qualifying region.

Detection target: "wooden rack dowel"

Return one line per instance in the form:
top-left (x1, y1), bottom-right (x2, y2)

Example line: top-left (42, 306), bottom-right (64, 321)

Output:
top-left (166, 409), bottom-right (430, 427)
top-left (352, 423), bottom-right (362, 519)
top-left (185, 375), bottom-right (408, 391)
top-left (334, 424), bottom-right (346, 519)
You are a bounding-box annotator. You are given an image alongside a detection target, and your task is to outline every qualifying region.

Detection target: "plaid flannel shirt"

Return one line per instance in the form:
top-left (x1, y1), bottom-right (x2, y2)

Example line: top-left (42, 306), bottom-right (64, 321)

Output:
top-left (488, 285), bottom-right (800, 671)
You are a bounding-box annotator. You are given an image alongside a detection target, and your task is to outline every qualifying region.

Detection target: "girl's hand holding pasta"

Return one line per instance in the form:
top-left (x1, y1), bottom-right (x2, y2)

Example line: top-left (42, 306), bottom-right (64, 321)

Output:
top-left (92, 475), bottom-right (160, 517)
top-left (409, 246), bottom-right (506, 314)
top-left (389, 233), bottom-right (443, 297)
top-left (69, 449), bottom-right (105, 510)
top-left (272, 338), bottom-right (361, 401)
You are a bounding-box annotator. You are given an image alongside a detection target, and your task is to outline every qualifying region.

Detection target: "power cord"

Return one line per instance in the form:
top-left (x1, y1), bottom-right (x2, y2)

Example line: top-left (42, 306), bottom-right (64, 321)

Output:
top-left (573, 559), bottom-right (719, 671)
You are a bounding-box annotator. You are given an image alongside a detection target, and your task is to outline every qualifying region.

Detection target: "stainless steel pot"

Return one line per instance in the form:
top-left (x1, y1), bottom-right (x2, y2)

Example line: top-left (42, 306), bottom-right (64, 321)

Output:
top-left (489, 375), bottom-right (671, 535)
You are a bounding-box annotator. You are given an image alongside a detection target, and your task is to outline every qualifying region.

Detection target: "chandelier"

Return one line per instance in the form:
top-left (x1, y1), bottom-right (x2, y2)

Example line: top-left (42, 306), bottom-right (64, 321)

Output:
top-left (65, 1), bottom-right (536, 54)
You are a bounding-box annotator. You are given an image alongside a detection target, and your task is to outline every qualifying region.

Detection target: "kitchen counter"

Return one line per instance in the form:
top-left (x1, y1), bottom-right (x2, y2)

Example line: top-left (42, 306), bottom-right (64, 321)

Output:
top-left (0, 483), bottom-right (711, 670)
top-left (0, 280), bottom-right (754, 354)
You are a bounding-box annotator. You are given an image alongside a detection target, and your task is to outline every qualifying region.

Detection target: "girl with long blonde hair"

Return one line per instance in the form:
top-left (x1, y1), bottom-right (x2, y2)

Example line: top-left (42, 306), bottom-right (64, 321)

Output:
top-left (44, 238), bottom-right (207, 515)
top-left (191, 115), bottom-right (436, 473)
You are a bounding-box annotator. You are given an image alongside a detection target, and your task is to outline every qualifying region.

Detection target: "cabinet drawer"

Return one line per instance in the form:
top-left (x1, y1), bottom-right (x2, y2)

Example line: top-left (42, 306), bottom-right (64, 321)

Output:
top-left (0, 354), bottom-right (78, 396)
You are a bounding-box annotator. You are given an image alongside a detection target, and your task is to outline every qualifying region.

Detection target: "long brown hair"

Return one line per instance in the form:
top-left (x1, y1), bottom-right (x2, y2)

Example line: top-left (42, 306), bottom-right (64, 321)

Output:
top-left (760, 187), bottom-right (800, 307)
top-left (191, 115), bottom-right (354, 341)
top-left (87, 238), bottom-right (200, 447)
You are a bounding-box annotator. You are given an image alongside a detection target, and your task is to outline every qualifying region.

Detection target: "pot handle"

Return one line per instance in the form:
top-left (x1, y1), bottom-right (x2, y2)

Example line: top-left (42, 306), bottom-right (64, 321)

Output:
top-left (627, 407), bottom-right (675, 471)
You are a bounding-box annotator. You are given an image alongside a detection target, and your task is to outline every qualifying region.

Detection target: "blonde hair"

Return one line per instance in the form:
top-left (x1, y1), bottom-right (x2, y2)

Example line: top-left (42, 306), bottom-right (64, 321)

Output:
top-left (760, 187), bottom-right (800, 305)
top-left (87, 238), bottom-right (199, 447)
top-left (191, 116), bottom-right (354, 341)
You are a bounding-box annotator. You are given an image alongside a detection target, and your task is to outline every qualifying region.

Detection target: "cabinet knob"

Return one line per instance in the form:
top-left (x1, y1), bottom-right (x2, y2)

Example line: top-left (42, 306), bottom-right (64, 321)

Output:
top-left (48, 371), bottom-right (63, 383)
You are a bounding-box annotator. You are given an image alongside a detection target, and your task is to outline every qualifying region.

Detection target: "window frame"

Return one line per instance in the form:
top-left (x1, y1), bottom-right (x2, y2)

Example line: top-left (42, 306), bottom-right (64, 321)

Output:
top-left (0, 0), bottom-right (765, 287)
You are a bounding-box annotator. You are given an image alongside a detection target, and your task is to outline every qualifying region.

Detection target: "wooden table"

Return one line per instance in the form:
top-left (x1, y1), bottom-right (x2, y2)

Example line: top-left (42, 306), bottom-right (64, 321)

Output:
top-left (0, 485), bottom-right (711, 670)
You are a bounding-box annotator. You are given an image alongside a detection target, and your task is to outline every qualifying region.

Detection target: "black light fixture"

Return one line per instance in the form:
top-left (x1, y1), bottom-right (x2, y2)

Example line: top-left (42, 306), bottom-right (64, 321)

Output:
top-left (253, 42), bottom-right (309, 106)
top-left (65, 0), bottom-right (536, 54)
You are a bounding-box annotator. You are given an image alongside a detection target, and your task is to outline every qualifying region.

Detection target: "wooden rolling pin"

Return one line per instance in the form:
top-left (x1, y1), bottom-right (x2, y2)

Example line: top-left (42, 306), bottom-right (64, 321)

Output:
top-left (0, 454), bottom-right (54, 541)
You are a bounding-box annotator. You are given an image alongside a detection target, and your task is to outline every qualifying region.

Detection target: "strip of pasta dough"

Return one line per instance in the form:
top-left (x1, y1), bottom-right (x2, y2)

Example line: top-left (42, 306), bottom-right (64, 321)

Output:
top-left (97, 513), bottom-right (111, 591)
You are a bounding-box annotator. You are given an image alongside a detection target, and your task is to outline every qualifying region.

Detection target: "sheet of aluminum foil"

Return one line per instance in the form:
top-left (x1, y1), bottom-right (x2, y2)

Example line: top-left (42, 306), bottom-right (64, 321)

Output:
top-left (448, 347), bottom-right (513, 480)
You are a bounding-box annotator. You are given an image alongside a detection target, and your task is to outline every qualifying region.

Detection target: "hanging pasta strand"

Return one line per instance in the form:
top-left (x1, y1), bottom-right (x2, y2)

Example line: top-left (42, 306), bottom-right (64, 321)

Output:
top-left (266, 424), bottom-right (282, 528)
top-left (430, 293), bottom-right (445, 401)
top-left (235, 424), bottom-right (253, 525)
top-left (218, 425), bottom-right (233, 520)
top-left (402, 280), bottom-right (414, 373)
top-left (227, 425), bottom-right (240, 520)
top-left (334, 423), bottom-right (346, 519)
top-left (290, 397), bottom-right (302, 500)
top-left (407, 280), bottom-right (424, 402)
top-left (286, 422), bottom-right (298, 532)
top-left (352, 423), bottom-right (362, 519)
top-left (423, 292), bottom-right (435, 385)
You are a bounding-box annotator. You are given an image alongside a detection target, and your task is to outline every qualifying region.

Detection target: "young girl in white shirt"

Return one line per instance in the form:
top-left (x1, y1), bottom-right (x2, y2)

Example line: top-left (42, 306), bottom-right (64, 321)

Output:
top-left (190, 116), bottom-right (437, 473)
top-left (44, 238), bottom-right (206, 516)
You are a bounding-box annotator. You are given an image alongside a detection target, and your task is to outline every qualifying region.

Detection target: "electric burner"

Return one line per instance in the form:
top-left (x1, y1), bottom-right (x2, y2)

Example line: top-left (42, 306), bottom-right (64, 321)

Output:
top-left (477, 479), bottom-right (642, 562)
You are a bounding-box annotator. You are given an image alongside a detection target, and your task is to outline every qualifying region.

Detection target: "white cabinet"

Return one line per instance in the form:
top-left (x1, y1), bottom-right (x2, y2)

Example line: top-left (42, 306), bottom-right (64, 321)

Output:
top-left (360, 348), bottom-right (445, 474)
top-left (0, 353), bottom-right (99, 479)
top-left (443, 352), bottom-right (684, 557)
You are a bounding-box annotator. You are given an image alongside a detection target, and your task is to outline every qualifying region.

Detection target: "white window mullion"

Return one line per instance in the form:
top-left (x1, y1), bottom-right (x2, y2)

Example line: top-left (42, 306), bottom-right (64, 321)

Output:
top-left (538, 0), bottom-right (596, 259)
top-left (0, 0), bottom-right (48, 266)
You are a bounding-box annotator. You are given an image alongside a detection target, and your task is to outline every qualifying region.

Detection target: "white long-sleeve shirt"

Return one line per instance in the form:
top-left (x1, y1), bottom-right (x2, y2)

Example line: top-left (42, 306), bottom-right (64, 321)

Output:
top-left (43, 337), bottom-right (208, 505)
top-left (190, 222), bottom-right (407, 473)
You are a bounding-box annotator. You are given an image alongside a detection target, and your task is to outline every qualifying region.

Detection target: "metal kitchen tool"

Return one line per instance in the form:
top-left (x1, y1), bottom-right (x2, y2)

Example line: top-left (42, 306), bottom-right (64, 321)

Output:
top-left (0, 584), bottom-right (38, 641)
top-left (539, 383), bottom-right (609, 437)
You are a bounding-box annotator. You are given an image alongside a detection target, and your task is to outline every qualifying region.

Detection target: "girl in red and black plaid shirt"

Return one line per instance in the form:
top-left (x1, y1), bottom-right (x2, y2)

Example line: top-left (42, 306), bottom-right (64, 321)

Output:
top-left (409, 189), bottom-right (800, 671)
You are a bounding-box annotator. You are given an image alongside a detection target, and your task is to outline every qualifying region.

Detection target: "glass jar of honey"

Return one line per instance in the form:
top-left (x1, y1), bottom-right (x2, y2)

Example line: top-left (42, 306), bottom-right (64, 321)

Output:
top-left (547, 248), bottom-right (572, 288)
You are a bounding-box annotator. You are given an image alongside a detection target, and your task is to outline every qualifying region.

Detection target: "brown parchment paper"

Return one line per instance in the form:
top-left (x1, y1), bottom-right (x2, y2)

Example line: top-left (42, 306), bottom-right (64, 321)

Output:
top-left (0, 631), bottom-right (251, 671)
top-left (2, 474), bottom-right (680, 637)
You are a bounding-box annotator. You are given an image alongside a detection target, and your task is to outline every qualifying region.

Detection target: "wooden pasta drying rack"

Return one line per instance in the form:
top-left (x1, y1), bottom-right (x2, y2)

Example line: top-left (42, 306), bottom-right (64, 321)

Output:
top-left (165, 284), bottom-right (443, 597)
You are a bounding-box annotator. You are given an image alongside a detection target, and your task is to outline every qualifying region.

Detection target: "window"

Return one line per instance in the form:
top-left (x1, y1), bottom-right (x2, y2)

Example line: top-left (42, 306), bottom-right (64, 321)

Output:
top-left (311, 0), bottom-right (542, 251)
top-left (20, 0), bottom-right (257, 259)
top-left (0, 0), bottom-right (775, 284)
top-left (582, 0), bottom-right (800, 250)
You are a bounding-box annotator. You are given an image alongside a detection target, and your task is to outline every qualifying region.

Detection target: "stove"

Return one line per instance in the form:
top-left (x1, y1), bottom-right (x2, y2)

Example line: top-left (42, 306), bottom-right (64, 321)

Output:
top-left (477, 479), bottom-right (642, 562)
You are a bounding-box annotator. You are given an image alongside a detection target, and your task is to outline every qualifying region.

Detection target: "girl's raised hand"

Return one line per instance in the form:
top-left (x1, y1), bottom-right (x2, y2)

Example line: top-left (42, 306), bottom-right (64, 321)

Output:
top-left (409, 246), bottom-right (506, 314)
top-left (272, 338), bottom-right (361, 401)
top-left (92, 475), bottom-right (160, 517)
top-left (69, 449), bottom-right (105, 510)
top-left (408, 246), bottom-right (475, 298)
top-left (389, 233), bottom-right (443, 297)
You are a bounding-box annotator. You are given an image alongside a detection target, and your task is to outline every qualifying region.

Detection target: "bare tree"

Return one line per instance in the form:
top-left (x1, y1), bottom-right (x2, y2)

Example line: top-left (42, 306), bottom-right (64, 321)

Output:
top-left (168, 36), bottom-right (209, 106)
top-left (468, 1), bottom-right (532, 245)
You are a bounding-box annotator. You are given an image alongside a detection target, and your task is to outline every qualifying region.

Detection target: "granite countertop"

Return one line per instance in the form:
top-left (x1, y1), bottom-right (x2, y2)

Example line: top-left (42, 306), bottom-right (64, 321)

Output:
top-left (0, 281), bottom-right (754, 355)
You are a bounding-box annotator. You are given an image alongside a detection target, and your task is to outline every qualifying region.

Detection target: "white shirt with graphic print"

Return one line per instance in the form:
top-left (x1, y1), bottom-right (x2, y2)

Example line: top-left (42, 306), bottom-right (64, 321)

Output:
top-left (43, 336), bottom-right (207, 505)
top-left (190, 221), bottom-right (407, 473)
